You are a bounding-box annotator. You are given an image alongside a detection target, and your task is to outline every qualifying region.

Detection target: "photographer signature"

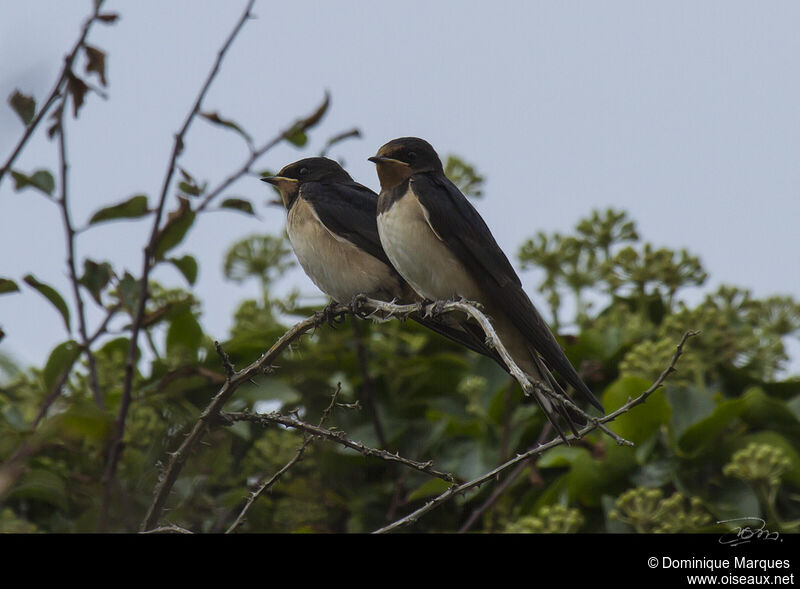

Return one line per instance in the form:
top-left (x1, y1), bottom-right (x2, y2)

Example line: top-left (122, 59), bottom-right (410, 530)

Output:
top-left (717, 517), bottom-right (781, 546)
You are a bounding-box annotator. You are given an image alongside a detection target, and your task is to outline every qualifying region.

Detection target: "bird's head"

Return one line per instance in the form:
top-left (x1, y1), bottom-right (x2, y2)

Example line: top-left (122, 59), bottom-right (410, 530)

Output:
top-left (261, 157), bottom-right (352, 208)
top-left (369, 137), bottom-right (443, 190)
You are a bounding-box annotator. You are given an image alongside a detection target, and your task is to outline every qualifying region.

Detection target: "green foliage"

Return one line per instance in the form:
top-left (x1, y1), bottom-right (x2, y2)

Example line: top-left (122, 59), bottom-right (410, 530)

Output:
top-left (444, 155), bottom-right (485, 198)
top-left (608, 488), bottom-right (712, 533)
top-left (504, 504), bottom-right (584, 533)
top-left (88, 194), bottom-right (149, 226)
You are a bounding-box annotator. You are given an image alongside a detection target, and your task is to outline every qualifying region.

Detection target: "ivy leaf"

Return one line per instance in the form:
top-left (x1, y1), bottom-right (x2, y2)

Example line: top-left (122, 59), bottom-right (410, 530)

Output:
top-left (220, 198), bottom-right (255, 217)
top-left (23, 274), bottom-right (71, 331)
top-left (79, 260), bottom-right (114, 304)
top-left (200, 111), bottom-right (253, 146)
top-left (153, 197), bottom-right (195, 260)
top-left (43, 340), bottom-right (81, 392)
top-left (84, 45), bottom-right (107, 87)
top-left (0, 278), bottom-right (20, 295)
top-left (168, 255), bottom-right (198, 286)
top-left (88, 194), bottom-right (149, 225)
top-left (282, 91), bottom-right (329, 148)
top-left (11, 169), bottom-right (55, 196)
top-left (8, 90), bottom-right (36, 125)
top-left (166, 309), bottom-right (203, 358)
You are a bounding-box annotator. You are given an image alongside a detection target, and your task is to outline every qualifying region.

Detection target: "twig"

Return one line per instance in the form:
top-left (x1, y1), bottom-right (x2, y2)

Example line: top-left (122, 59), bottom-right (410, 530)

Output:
top-left (224, 383), bottom-right (343, 533)
top-left (224, 409), bottom-right (455, 484)
top-left (373, 330), bottom-right (698, 533)
top-left (194, 92), bottom-right (331, 214)
top-left (102, 0), bottom-right (257, 529)
top-left (458, 422), bottom-right (552, 533)
top-left (0, 2), bottom-right (103, 186)
top-left (352, 319), bottom-right (387, 448)
top-left (139, 303), bottom-right (348, 532)
top-left (55, 95), bottom-right (103, 409)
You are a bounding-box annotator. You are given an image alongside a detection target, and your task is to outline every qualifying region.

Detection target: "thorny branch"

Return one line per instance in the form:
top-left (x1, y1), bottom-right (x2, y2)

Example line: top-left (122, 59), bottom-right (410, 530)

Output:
top-left (141, 296), bottom-right (696, 532)
top-left (224, 384), bottom-right (345, 534)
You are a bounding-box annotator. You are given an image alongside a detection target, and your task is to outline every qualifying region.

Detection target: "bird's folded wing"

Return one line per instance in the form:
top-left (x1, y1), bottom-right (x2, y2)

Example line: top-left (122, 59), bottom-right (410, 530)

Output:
top-left (300, 181), bottom-right (391, 267)
top-left (409, 173), bottom-right (603, 412)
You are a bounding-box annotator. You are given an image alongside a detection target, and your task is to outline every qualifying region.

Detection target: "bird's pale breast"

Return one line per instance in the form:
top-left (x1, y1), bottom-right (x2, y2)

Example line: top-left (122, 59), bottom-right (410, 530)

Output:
top-left (377, 187), bottom-right (482, 302)
top-left (288, 197), bottom-right (403, 303)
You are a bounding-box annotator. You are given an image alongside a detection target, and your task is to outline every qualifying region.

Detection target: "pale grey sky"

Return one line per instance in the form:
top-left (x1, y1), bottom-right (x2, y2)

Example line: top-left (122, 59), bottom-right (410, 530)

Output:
top-left (1, 1), bottom-right (799, 373)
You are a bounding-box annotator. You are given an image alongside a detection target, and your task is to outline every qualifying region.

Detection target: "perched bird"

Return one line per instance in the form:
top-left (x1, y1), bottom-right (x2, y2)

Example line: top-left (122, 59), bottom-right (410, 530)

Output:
top-left (370, 137), bottom-right (604, 439)
top-left (261, 157), bottom-right (500, 361)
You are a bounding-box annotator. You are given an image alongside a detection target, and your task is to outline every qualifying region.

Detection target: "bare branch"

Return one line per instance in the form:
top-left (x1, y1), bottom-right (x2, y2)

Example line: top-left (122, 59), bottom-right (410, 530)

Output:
top-left (194, 91), bottom-right (332, 214)
top-left (224, 409), bottom-right (455, 483)
top-left (103, 0), bottom-right (257, 528)
top-left (55, 95), bottom-right (103, 409)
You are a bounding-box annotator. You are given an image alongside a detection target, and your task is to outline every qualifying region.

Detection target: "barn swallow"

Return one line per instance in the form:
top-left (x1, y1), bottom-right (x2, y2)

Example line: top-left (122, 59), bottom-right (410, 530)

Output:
top-left (261, 157), bottom-right (501, 362)
top-left (370, 138), bottom-right (604, 439)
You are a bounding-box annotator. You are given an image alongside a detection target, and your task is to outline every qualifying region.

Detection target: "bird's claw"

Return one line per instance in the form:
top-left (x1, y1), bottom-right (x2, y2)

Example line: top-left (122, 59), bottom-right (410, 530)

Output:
top-left (349, 294), bottom-right (368, 318)
top-left (317, 300), bottom-right (346, 328)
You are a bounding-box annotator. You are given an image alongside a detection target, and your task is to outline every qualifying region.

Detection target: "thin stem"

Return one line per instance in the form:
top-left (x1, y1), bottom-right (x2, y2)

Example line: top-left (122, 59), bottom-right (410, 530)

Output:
top-left (102, 0), bottom-right (257, 529)
top-left (0, 3), bottom-right (103, 186)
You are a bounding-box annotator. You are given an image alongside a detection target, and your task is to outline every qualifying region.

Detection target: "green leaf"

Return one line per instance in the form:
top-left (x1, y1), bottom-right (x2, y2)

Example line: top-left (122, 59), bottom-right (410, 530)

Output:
top-left (284, 129), bottom-right (307, 147)
top-left (168, 255), bottom-right (198, 285)
top-left (0, 278), bottom-right (20, 295)
top-left (88, 194), bottom-right (149, 225)
top-left (538, 446), bottom-right (587, 468)
top-left (741, 387), bottom-right (800, 430)
top-left (78, 260), bottom-right (113, 304)
top-left (603, 375), bottom-right (670, 445)
top-left (8, 90), bottom-right (35, 125)
top-left (220, 198), bottom-right (256, 216)
top-left (23, 274), bottom-right (70, 331)
top-left (153, 197), bottom-right (195, 260)
top-left (282, 91), bottom-right (329, 147)
top-left (678, 398), bottom-right (745, 455)
top-left (57, 401), bottom-right (112, 442)
top-left (42, 340), bottom-right (81, 392)
top-left (7, 469), bottom-right (68, 510)
top-left (11, 169), bottom-right (55, 196)
top-left (407, 478), bottom-right (451, 502)
top-left (166, 309), bottom-right (202, 358)
top-left (114, 272), bottom-right (141, 312)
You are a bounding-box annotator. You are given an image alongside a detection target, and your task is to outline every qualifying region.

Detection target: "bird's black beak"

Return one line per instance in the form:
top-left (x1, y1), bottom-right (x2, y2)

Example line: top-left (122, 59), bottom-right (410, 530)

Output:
top-left (368, 156), bottom-right (409, 166)
top-left (261, 175), bottom-right (298, 186)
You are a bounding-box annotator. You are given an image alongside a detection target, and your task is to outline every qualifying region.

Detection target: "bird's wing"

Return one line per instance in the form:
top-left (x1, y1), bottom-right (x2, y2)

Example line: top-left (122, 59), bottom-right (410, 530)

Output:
top-left (409, 172), bottom-right (603, 412)
top-left (300, 181), bottom-right (391, 266)
top-left (302, 180), bottom-right (504, 363)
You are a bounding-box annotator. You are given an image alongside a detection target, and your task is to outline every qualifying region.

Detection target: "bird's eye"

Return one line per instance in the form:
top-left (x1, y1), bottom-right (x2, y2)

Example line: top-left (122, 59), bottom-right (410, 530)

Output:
top-left (299, 167), bottom-right (309, 176)
top-left (407, 151), bottom-right (417, 162)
